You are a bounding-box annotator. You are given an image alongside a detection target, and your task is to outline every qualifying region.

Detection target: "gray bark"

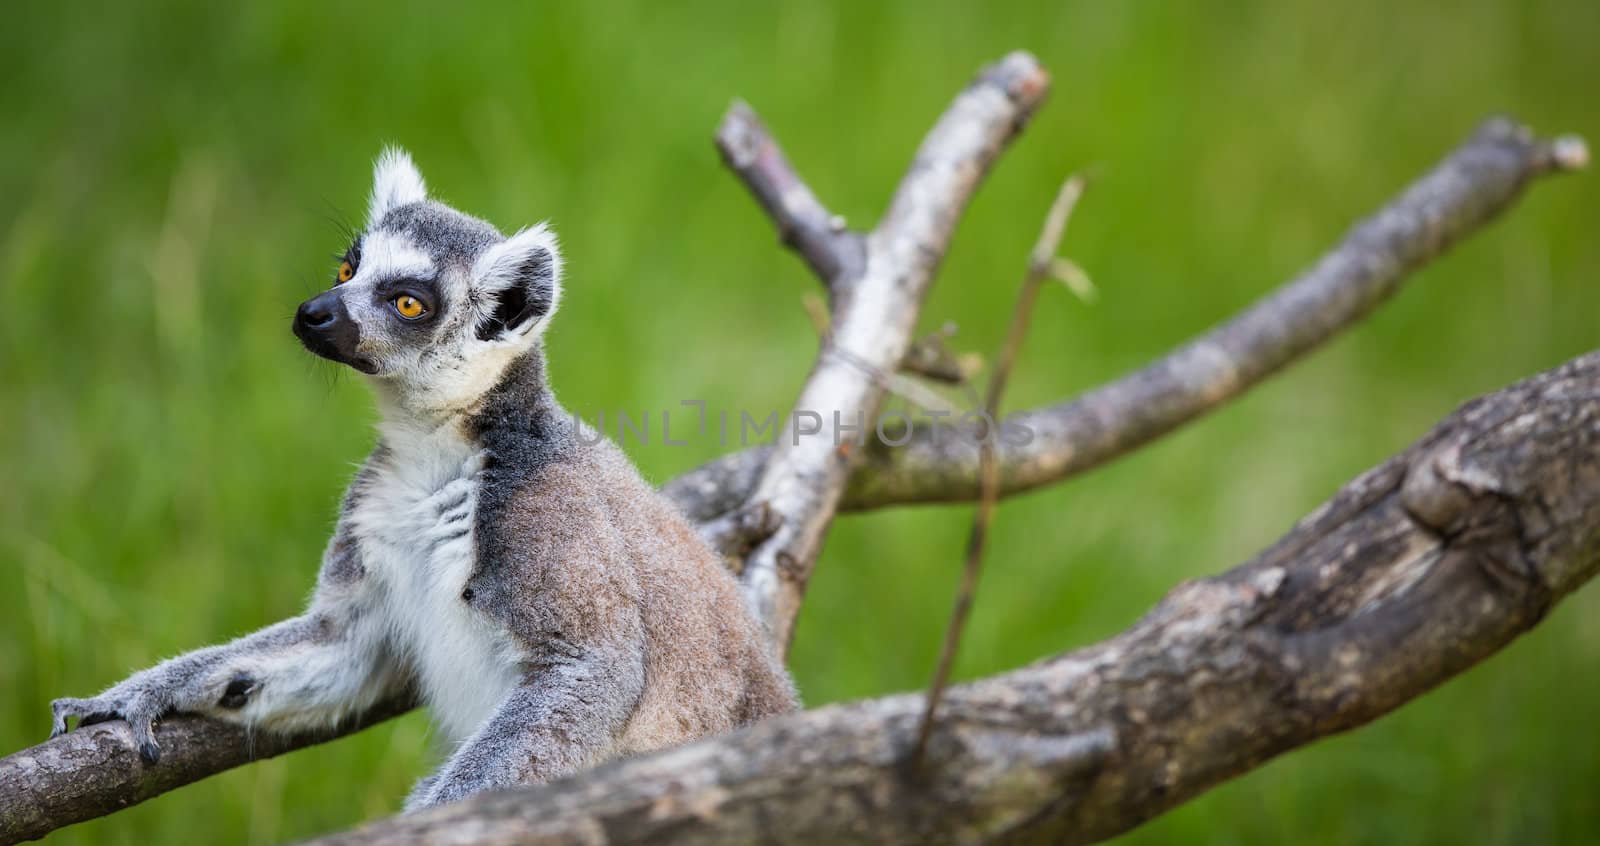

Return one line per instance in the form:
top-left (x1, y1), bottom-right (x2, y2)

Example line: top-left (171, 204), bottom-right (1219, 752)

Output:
top-left (665, 117), bottom-right (1589, 523)
top-left (0, 697), bottom-right (414, 845)
top-left (303, 350), bottom-right (1600, 845)
top-left (727, 51), bottom-right (1051, 651)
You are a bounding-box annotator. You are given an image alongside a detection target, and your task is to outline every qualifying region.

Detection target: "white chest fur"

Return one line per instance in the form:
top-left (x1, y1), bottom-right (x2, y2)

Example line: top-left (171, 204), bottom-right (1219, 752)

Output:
top-left (347, 422), bottom-right (522, 744)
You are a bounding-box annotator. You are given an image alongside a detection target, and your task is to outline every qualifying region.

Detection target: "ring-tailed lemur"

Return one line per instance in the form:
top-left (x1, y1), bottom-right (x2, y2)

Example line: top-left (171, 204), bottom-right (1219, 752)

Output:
top-left (49, 149), bottom-right (797, 810)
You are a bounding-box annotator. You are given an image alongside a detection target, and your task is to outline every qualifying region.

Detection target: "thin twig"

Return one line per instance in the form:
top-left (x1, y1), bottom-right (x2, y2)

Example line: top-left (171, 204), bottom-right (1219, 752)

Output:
top-left (800, 292), bottom-right (831, 339)
top-left (715, 101), bottom-right (867, 291)
top-left (910, 174), bottom-right (1087, 766)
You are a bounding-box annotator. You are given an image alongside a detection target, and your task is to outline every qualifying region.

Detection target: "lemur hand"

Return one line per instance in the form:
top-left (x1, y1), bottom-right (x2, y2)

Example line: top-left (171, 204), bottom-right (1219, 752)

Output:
top-left (50, 666), bottom-right (258, 764)
top-left (51, 687), bottom-right (169, 764)
top-left (413, 451), bottom-right (486, 547)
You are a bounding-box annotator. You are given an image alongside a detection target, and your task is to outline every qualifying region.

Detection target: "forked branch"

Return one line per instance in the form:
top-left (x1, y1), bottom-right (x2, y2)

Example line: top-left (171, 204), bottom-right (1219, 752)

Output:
top-left (722, 51), bottom-right (1052, 651)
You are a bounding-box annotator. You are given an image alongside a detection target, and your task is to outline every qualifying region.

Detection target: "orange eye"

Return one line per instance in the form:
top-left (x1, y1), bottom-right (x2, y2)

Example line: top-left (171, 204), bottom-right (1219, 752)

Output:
top-left (337, 261), bottom-right (355, 283)
top-left (394, 295), bottom-right (427, 320)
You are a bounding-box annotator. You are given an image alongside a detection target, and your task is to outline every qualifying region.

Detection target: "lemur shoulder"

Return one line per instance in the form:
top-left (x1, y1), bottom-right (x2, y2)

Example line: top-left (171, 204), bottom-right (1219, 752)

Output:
top-left (50, 150), bottom-right (797, 810)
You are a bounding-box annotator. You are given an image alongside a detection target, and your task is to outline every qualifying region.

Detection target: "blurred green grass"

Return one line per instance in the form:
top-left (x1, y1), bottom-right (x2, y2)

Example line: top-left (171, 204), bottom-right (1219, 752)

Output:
top-left (2, 1), bottom-right (1597, 843)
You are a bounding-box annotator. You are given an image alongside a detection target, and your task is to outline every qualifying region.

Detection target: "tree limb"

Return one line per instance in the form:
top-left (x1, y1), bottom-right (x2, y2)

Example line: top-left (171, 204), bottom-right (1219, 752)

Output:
top-left (665, 117), bottom-right (1590, 522)
top-left (715, 101), bottom-right (866, 290)
top-left (730, 51), bottom-right (1051, 651)
top-left (304, 348), bottom-right (1600, 846)
top-left (0, 696), bottom-right (415, 845)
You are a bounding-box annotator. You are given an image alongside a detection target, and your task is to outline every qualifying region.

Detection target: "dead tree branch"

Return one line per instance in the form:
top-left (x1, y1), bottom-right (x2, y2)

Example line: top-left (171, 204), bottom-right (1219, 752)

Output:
top-left (305, 350), bottom-right (1600, 846)
top-left (715, 101), bottom-right (866, 290)
top-left (723, 51), bottom-right (1051, 651)
top-left (666, 117), bottom-right (1589, 522)
top-left (0, 696), bottom-right (415, 845)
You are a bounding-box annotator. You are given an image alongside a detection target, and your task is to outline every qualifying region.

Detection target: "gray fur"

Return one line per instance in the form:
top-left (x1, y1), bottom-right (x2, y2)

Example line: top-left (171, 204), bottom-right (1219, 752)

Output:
top-left (50, 149), bottom-right (797, 809)
top-left (378, 201), bottom-right (503, 266)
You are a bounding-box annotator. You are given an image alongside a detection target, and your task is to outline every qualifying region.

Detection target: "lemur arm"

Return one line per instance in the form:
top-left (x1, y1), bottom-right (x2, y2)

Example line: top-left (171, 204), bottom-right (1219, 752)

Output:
top-left (49, 532), bottom-right (401, 764)
top-left (406, 638), bottom-right (646, 810)
top-left (404, 499), bottom-right (649, 812)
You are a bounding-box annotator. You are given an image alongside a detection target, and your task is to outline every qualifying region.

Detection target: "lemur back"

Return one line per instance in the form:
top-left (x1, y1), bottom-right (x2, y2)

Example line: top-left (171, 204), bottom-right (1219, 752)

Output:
top-left (468, 367), bottom-right (794, 752)
top-left (49, 149), bottom-right (796, 813)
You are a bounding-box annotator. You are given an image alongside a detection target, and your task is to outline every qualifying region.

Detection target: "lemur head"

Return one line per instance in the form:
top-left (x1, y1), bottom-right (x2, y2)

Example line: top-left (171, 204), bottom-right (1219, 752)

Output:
top-left (294, 148), bottom-right (562, 418)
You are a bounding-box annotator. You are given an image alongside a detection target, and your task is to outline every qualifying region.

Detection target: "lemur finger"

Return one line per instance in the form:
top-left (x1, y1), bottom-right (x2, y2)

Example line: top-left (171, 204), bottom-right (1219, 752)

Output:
top-left (49, 697), bottom-right (110, 736)
top-left (91, 694), bottom-right (165, 764)
top-left (438, 497), bottom-right (473, 526)
top-left (127, 716), bottom-right (161, 764)
top-left (49, 699), bottom-right (74, 736)
top-left (48, 699), bottom-right (74, 737)
top-left (421, 480), bottom-right (472, 517)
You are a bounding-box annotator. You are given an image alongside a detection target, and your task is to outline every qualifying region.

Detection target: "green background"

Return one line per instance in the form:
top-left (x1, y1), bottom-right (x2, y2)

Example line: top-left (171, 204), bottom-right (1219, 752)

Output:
top-left (3, 1), bottom-right (1597, 843)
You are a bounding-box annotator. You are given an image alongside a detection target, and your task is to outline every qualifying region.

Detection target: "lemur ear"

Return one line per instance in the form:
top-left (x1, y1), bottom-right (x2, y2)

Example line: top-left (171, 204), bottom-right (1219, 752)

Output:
top-left (367, 147), bottom-right (428, 229)
top-left (471, 224), bottom-right (563, 341)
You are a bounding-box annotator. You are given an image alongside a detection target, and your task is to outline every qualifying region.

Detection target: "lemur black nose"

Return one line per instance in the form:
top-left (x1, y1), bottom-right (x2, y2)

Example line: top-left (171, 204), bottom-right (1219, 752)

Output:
top-left (293, 290), bottom-right (365, 370)
top-left (296, 294), bottom-right (338, 329)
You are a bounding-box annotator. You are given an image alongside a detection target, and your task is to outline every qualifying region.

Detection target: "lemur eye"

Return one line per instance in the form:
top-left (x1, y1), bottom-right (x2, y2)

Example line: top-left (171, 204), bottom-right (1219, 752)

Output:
top-left (394, 295), bottom-right (428, 320)
top-left (337, 261), bottom-right (355, 283)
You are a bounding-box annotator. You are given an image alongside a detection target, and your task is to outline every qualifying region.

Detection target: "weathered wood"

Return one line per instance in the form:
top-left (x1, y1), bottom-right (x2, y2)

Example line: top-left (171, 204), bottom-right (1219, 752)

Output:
top-left (306, 349), bottom-right (1600, 846)
top-left (0, 696), bottom-right (415, 845)
top-left (714, 101), bottom-right (865, 290)
top-left (727, 51), bottom-right (1052, 651)
top-left (666, 117), bottom-right (1590, 521)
